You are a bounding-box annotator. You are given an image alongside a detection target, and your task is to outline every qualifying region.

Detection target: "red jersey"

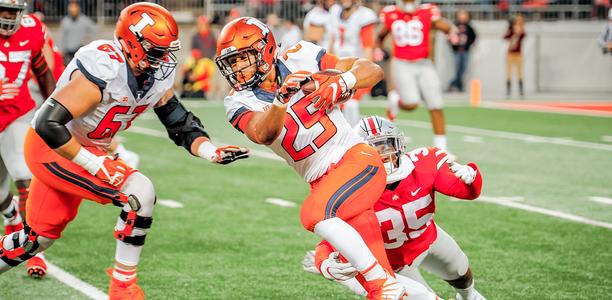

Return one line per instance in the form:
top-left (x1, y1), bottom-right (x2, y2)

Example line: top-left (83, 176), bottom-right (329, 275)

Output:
top-left (380, 4), bottom-right (441, 61)
top-left (0, 14), bottom-right (48, 132)
top-left (374, 147), bottom-right (482, 270)
top-left (46, 35), bottom-right (65, 80)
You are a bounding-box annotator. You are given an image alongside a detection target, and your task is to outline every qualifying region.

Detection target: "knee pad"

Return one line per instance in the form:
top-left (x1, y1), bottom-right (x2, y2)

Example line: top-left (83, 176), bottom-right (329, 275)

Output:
top-left (114, 173), bottom-right (156, 246)
top-left (0, 226), bottom-right (54, 267)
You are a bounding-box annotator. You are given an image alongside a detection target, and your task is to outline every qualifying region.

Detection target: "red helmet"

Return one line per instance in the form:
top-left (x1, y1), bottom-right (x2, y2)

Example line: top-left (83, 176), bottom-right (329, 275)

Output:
top-left (115, 2), bottom-right (180, 80)
top-left (215, 17), bottom-right (277, 91)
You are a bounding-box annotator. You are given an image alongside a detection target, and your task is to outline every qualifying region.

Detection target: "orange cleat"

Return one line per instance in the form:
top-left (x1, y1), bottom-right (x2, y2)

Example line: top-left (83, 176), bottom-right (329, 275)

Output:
top-left (26, 253), bottom-right (48, 279)
top-left (108, 268), bottom-right (145, 300)
top-left (366, 271), bottom-right (407, 300)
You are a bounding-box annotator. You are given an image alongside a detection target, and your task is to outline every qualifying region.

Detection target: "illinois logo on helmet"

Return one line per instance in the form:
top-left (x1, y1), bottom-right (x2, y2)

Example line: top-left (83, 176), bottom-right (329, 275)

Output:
top-left (215, 17), bottom-right (277, 91)
top-left (115, 2), bottom-right (181, 80)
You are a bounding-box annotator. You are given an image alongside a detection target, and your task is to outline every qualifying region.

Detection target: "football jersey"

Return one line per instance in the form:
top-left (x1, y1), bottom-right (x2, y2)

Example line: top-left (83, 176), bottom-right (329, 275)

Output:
top-left (32, 39), bottom-right (175, 150)
top-left (374, 147), bottom-right (482, 269)
top-left (0, 14), bottom-right (48, 132)
top-left (380, 4), bottom-right (441, 61)
top-left (330, 5), bottom-right (377, 57)
top-left (303, 6), bottom-right (333, 49)
top-left (224, 41), bottom-right (364, 183)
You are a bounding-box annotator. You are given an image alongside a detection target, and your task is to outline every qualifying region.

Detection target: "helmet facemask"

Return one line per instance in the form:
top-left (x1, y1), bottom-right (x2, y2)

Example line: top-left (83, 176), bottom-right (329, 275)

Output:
top-left (216, 39), bottom-right (270, 91)
top-left (367, 133), bottom-right (406, 176)
top-left (0, 1), bottom-right (26, 37)
top-left (139, 39), bottom-right (180, 81)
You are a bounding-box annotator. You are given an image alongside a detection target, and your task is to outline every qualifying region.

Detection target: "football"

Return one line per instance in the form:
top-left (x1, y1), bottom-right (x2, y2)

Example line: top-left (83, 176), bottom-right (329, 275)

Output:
top-left (300, 69), bottom-right (356, 103)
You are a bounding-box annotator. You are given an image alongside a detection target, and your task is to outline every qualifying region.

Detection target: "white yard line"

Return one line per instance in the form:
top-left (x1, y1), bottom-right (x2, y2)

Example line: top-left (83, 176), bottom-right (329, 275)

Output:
top-left (158, 199), bottom-right (185, 208)
top-left (394, 119), bottom-right (612, 152)
top-left (265, 197), bottom-right (296, 208)
top-left (589, 196), bottom-right (612, 205)
top-left (47, 262), bottom-right (108, 300)
top-left (478, 196), bottom-right (612, 230)
top-left (129, 126), bottom-right (612, 230)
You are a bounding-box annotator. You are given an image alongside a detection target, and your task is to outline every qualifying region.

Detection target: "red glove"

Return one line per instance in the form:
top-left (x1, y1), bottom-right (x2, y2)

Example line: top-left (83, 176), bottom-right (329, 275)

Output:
top-left (305, 71), bottom-right (356, 111)
top-left (96, 156), bottom-right (132, 187)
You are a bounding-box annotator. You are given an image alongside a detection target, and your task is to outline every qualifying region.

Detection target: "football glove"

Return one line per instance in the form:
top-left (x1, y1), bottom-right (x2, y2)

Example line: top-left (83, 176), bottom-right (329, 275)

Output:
top-left (274, 70), bottom-right (312, 105)
top-left (73, 148), bottom-right (132, 187)
top-left (198, 141), bottom-right (249, 165)
top-left (0, 80), bottom-right (20, 101)
top-left (302, 250), bottom-right (319, 274)
top-left (306, 71), bottom-right (356, 111)
top-left (450, 162), bottom-right (477, 185)
top-left (320, 252), bottom-right (358, 281)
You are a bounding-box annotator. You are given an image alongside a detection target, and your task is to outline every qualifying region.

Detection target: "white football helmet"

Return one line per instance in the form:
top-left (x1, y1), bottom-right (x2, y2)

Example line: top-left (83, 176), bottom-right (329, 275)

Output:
top-left (355, 116), bottom-right (406, 177)
top-left (0, 0), bottom-right (27, 36)
top-left (396, 0), bottom-right (420, 13)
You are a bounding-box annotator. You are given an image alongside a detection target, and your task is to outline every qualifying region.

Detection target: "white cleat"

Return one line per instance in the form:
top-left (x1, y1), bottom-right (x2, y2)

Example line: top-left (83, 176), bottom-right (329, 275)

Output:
top-left (455, 290), bottom-right (486, 300)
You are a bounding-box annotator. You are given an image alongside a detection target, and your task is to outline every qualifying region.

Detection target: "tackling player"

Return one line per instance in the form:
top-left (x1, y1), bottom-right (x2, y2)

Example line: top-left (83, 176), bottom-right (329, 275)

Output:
top-left (329, 0), bottom-right (378, 126)
top-left (304, 116), bottom-right (486, 300)
top-left (0, 0), bottom-right (55, 278)
top-left (378, 0), bottom-right (458, 154)
top-left (217, 17), bottom-right (405, 299)
top-left (0, 3), bottom-right (248, 299)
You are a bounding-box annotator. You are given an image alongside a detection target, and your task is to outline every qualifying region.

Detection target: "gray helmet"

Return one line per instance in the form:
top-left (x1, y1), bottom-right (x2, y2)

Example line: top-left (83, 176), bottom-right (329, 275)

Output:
top-left (0, 0), bottom-right (27, 36)
top-left (354, 116), bottom-right (406, 175)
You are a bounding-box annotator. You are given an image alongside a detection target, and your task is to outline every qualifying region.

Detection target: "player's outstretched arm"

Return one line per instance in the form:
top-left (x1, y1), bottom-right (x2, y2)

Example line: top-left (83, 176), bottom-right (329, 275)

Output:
top-left (154, 90), bottom-right (249, 164)
top-left (31, 50), bottom-right (56, 100)
top-left (434, 160), bottom-right (483, 200)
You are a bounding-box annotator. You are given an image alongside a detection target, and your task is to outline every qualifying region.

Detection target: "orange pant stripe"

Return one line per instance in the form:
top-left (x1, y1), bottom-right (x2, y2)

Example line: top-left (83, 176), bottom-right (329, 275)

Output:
top-left (325, 165), bottom-right (379, 219)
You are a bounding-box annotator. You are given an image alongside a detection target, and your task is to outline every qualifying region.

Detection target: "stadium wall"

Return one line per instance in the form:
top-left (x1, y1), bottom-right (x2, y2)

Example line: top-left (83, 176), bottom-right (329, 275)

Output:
top-left (434, 21), bottom-right (612, 96)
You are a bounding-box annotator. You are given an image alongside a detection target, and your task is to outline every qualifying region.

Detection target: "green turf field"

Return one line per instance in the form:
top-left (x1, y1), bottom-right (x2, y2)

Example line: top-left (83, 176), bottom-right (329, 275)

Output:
top-left (1, 101), bottom-right (611, 299)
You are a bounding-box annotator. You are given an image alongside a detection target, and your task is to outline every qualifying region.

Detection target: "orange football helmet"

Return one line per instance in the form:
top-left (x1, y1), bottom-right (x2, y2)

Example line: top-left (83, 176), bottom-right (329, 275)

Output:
top-left (215, 17), bottom-right (277, 91)
top-left (115, 2), bottom-right (180, 80)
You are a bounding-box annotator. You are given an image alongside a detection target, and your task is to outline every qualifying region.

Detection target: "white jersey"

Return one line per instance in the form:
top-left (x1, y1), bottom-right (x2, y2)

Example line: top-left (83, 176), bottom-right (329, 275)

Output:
top-left (224, 41), bottom-right (364, 183)
top-left (303, 6), bottom-right (333, 49)
top-left (33, 39), bottom-right (175, 150)
top-left (330, 5), bottom-right (377, 57)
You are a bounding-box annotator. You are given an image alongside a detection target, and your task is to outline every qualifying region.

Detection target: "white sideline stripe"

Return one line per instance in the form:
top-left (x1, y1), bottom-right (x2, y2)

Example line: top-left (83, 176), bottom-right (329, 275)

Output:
top-left (394, 119), bottom-right (612, 152)
top-left (265, 197), bottom-right (296, 207)
top-left (589, 196), bottom-right (612, 205)
top-left (462, 135), bottom-right (483, 143)
top-left (47, 262), bottom-right (108, 300)
top-left (478, 196), bottom-right (612, 230)
top-left (158, 199), bottom-right (184, 208)
top-left (129, 125), bottom-right (612, 230)
top-left (128, 126), bottom-right (283, 161)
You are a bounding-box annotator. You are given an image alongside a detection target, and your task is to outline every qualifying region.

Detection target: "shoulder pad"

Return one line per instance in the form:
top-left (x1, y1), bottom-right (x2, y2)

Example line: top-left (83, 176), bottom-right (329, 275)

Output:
top-left (74, 41), bottom-right (124, 89)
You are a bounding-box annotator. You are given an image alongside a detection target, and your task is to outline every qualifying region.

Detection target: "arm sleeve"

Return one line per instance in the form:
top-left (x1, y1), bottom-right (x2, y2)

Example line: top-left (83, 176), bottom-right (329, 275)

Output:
top-left (224, 95), bottom-right (256, 133)
top-left (433, 162), bottom-right (483, 200)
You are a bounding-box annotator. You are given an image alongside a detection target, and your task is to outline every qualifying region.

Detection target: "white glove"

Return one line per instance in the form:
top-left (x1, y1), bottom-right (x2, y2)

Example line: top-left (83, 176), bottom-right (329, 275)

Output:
top-left (302, 250), bottom-right (319, 274)
top-left (450, 162), bottom-right (476, 185)
top-left (320, 252), bottom-right (358, 281)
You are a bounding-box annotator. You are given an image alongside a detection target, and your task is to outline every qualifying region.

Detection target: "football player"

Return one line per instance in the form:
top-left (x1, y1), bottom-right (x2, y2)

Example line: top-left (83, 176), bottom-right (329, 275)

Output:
top-left (0, 3), bottom-right (248, 299)
top-left (0, 0), bottom-right (56, 278)
top-left (303, 116), bottom-right (486, 300)
top-left (378, 0), bottom-right (458, 155)
top-left (303, 0), bottom-right (337, 48)
top-left (217, 17), bottom-right (405, 299)
top-left (329, 0), bottom-right (378, 126)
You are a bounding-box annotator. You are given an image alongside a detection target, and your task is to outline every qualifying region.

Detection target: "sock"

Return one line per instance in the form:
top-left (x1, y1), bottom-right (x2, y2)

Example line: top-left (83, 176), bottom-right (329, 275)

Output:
top-left (112, 265), bottom-right (137, 282)
top-left (1, 198), bottom-right (22, 226)
top-left (387, 90), bottom-right (400, 120)
top-left (313, 217), bottom-right (386, 280)
top-left (338, 277), bottom-right (368, 296)
top-left (456, 281), bottom-right (476, 299)
top-left (342, 99), bottom-right (361, 127)
top-left (15, 180), bottom-right (30, 219)
top-left (433, 135), bottom-right (448, 151)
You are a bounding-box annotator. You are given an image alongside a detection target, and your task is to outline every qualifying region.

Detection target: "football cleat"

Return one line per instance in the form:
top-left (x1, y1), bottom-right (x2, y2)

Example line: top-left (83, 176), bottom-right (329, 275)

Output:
top-left (26, 253), bottom-right (48, 279)
top-left (108, 268), bottom-right (145, 300)
top-left (366, 271), bottom-right (407, 300)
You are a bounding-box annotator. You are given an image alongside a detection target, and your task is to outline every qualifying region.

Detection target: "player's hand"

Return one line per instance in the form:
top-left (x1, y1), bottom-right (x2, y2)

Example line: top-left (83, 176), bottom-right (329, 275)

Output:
top-left (302, 250), bottom-right (319, 274)
top-left (214, 145), bottom-right (250, 164)
top-left (373, 47), bottom-right (385, 62)
top-left (306, 72), bottom-right (355, 111)
top-left (320, 252), bottom-right (358, 281)
top-left (0, 80), bottom-right (20, 101)
top-left (275, 70), bottom-right (312, 105)
top-left (197, 141), bottom-right (249, 165)
top-left (73, 148), bottom-right (132, 187)
top-left (449, 162), bottom-right (476, 185)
